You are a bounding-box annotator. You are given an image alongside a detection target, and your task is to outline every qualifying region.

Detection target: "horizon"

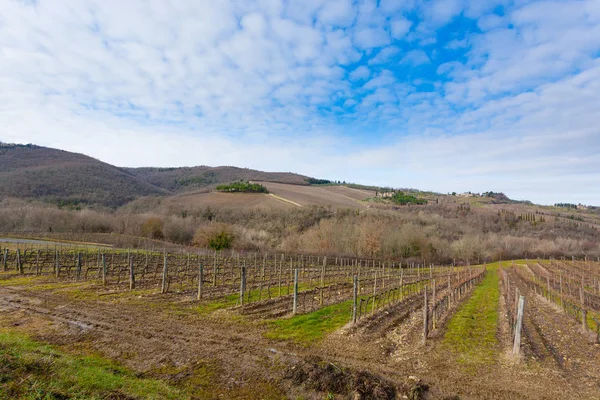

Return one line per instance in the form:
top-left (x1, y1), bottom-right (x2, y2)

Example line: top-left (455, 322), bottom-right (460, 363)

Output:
top-left (2, 1), bottom-right (600, 205)
top-left (5, 141), bottom-right (588, 207)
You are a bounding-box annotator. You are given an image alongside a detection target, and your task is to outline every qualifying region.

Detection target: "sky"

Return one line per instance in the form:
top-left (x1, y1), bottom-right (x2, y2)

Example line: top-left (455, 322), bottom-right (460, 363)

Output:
top-left (1, 0), bottom-right (600, 205)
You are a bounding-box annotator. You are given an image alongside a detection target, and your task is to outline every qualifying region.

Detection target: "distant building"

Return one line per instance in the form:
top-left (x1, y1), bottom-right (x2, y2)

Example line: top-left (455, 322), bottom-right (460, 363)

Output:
top-left (375, 190), bottom-right (395, 198)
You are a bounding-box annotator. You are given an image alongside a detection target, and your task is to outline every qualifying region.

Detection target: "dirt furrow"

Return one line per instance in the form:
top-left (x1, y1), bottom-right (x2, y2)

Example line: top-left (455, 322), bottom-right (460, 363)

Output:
top-left (506, 268), bottom-right (600, 395)
top-left (0, 285), bottom-right (276, 386)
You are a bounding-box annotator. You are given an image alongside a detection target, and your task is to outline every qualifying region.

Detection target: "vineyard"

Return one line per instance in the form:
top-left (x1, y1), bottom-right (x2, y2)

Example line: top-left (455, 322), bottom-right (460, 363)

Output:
top-left (502, 258), bottom-right (600, 356)
top-left (0, 244), bottom-right (482, 325)
top-left (1, 242), bottom-right (600, 399)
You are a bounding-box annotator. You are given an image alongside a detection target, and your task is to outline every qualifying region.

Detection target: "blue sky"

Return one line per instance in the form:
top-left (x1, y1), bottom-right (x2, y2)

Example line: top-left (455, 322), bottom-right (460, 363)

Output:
top-left (1, 0), bottom-right (600, 205)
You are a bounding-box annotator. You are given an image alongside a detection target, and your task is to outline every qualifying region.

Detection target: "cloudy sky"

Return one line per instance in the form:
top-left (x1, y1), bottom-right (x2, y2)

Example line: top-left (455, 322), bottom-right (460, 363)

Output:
top-left (1, 0), bottom-right (600, 205)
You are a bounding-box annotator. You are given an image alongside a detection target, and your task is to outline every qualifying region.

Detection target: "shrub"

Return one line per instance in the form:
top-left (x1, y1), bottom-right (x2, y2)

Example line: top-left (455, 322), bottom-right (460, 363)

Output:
top-left (163, 219), bottom-right (194, 244)
top-left (140, 217), bottom-right (164, 239)
top-left (193, 223), bottom-right (235, 251)
top-left (391, 192), bottom-right (427, 205)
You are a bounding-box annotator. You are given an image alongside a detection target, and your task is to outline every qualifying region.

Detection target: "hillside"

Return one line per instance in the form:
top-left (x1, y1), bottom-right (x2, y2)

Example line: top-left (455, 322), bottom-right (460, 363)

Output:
top-left (127, 166), bottom-right (310, 192)
top-left (0, 144), bottom-right (167, 208)
top-left (151, 182), bottom-right (375, 213)
top-left (0, 143), bottom-right (313, 208)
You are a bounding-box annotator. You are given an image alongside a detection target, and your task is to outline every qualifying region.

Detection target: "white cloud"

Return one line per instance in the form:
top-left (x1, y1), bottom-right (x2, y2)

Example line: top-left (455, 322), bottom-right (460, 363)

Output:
top-left (400, 49), bottom-right (430, 65)
top-left (379, 0), bottom-right (416, 13)
top-left (444, 1), bottom-right (600, 105)
top-left (390, 18), bottom-right (412, 39)
top-left (362, 70), bottom-right (396, 89)
top-left (436, 61), bottom-right (462, 75)
top-left (349, 65), bottom-right (371, 80)
top-left (422, 0), bottom-right (465, 24)
top-left (354, 27), bottom-right (391, 49)
top-left (368, 46), bottom-right (400, 64)
top-left (240, 12), bottom-right (268, 36)
top-left (318, 0), bottom-right (355, 26)
top-left (446, 38), bottom-right (469, 49)
top-left (283, 0), bottom-right (325, 23)
top-left (477, 14), bottom-right (505, 31)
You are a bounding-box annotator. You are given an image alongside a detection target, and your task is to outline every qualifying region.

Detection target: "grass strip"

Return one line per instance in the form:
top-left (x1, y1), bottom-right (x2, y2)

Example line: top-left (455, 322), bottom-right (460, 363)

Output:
top-left (264, 299), bottom-right (353, 345)
top-left (444, 268), bottom-right (500, 365)
top-left (0, 329), bottom-right (185, 400)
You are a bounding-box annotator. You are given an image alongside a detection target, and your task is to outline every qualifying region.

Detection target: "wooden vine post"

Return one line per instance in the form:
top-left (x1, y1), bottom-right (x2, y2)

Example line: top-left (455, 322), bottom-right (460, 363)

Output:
top-left (161, 250), bottom-right (168, 294)
top-left (35, 249), bottom-right (40, 276)
top-left (432, 278), bottom-right (437, 329)
top-left (422, 288), bottom-right (429, 344)
top-left (55, 250), bottom-right (60, 278)
top-left (372, 272), bottom-right (377, 313)
top-left (352, 275), bottom-right (358, 324)
top-left (76, 252), bottom-right (82, 280)
top-left (513, 287), bottom-right (520, 329)
top-left (16, 249), bottom-right (23, 275)
top-left (320, 256), bottom-right (326, 305)
top-left (101, 254), bottom-right (107, 286)
top-left (197, 263), bottom-right (204, 300)
top-left (129, 256), bottom-right (135, 290)
top-left (2, 249), bottom-right (8, 272)
top-left (559, 271), bottom-right (564, 309)
top-left (513, 295), bottom-right (525, 355)
top-left (580, 288), bottom-right (588, 332)
top-left (292, 268), bottom-right (299, 315)
top-left (239, 265), bottom-right (247, 306)
top-left (212, 251), bottom-right (217, 286)
top-left (278, 255), bottom-right (283, 297)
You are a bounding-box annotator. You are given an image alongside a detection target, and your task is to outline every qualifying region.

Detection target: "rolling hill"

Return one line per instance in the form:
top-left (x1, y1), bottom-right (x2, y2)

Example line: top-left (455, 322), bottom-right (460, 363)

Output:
top-left (0, 143), bottom-right (167, 208)
top-left (126, 166), bottom-right (309, 192)
top-left (157, 182), bottom-right (376, 213)
top-left (0, 143), bottom-right (315, 208)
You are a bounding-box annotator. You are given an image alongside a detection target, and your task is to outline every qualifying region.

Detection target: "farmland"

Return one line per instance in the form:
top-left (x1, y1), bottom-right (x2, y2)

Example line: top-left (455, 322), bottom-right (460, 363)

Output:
top-left (1, 241), bottom-right (600, 399)
top-left (162, 182), bottom-right (374, 212)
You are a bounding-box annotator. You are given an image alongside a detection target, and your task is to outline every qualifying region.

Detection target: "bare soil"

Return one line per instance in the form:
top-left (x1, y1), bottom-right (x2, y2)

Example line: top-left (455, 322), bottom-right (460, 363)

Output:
top-left (506, 268), bottom-right (600, 397)
top-left (259, 182), bottom-right (368, 209)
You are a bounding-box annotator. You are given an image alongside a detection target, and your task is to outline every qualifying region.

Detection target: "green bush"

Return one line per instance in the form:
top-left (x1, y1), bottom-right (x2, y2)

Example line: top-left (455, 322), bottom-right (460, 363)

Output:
top-left (193, 223), bottom-right (235, 251)
top-left (215, 181), bottom-right (268, 193)
top-left (208, 231), bottom-right (234, 251)
top-left (391, 192), bottom-right (427, 205)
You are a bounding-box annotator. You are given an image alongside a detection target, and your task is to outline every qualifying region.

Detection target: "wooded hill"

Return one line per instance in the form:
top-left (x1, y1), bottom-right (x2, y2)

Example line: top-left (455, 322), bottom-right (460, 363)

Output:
top-left (0, 143), bottom-right (311, 208)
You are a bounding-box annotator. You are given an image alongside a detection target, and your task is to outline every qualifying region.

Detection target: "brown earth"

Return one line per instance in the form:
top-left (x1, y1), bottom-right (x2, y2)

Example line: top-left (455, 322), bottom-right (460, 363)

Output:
top-left (166, 191), bottom-right (294, 211)
top-left (505, 268), bottom-right (600, 397)
top-left (161, 183), bottom-right (375, 213)
top-left (258, 182), bottom-right (370, 209)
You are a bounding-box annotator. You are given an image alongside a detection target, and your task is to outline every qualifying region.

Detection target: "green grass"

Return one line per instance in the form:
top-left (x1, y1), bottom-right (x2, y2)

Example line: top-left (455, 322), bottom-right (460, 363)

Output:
top-left (193, 281), bottom-right (338, 316)
top-left (0, 329), bottom-right (185, 400)
top-left (0, 275), bottom-right (38, 286)
top-left (444, 269), bottom-right (500, 365)
top-left (195, 293), bottom-right (239, 315)
top-left (264, 279), bottom-right (434, 346)
top-left (265, 299), bottom-right (354, 345)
